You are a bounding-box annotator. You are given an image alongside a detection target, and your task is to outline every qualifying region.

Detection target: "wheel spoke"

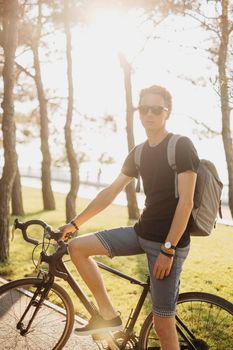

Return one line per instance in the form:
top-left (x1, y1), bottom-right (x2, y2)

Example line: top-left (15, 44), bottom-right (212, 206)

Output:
top-left (0, 278), bottom-right (74, 350)
top-left (138, 293), bottom-right (233, 349)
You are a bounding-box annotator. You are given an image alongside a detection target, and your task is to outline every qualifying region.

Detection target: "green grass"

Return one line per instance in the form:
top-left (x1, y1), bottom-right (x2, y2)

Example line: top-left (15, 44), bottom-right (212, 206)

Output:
top-left (1, 186), bottom-right (233, 328)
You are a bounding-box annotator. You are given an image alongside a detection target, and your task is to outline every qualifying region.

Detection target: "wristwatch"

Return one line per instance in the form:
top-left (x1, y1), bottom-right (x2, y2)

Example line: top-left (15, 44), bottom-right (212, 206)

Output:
top-left (164, 242), bottom-right (176, 250)
top-left (160, 241), bottom-right (175, 257)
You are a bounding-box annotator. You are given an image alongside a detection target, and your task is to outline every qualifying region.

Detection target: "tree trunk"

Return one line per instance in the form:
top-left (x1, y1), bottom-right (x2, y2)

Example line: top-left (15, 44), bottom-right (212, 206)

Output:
top-left (119, 53), bottom-right (139, 220)
top-left (218, 0), bottom-right (233, 217)
top-left (0, 0), bottom-right (18, 262)
top-left (63, 0), bottom-right (79, 222)
top-left (31, 0), bottom-right (55, 211)
top-left (11, 165), bottom-right (24, 216)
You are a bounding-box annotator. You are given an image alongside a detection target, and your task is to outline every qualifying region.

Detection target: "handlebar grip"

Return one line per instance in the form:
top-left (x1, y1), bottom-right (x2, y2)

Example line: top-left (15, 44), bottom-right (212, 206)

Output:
top-left (14, 219), bottom-right (39, 245)
top-left (14, 218), bottom-right (72, 245)
top-left (14, 218), bottom-right (48, 230)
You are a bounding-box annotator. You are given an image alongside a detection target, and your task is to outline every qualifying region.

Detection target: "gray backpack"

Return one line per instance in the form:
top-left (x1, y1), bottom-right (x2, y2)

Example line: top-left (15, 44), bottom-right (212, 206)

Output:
top-left (134, 134), bottom-right (223, 236)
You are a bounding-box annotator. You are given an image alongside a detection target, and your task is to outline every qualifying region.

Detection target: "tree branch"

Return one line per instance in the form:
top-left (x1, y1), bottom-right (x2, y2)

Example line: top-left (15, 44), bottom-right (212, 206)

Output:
top-left (186, 12), bottom-right (221, 38)
top-left (131, 15), bottom-right (168, 64)
top-left (189, 117), bottom-right (220, 136)
top-left (15, 47), bottom-right (32, 59)
top-left (15, 61), bottom-right (35, 79)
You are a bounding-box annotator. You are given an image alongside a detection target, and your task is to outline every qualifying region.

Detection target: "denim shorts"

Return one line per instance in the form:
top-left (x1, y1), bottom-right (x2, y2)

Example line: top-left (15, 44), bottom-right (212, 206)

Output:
top-left (95, 227), bottom-right (190, 317)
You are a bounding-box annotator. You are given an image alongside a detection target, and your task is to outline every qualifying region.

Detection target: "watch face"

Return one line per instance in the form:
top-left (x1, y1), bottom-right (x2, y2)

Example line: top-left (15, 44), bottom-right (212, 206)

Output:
top-left (165, 242), bottom-right (171, 249)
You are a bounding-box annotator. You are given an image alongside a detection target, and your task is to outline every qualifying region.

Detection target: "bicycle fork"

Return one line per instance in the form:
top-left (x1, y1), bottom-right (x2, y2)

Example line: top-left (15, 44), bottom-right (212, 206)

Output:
top-left (16, 278), bottom-right (54, 335)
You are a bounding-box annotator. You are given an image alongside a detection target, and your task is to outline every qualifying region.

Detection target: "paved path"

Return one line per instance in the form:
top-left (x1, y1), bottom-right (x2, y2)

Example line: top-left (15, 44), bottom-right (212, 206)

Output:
top-left (0, 277), bottom-right (99, 350)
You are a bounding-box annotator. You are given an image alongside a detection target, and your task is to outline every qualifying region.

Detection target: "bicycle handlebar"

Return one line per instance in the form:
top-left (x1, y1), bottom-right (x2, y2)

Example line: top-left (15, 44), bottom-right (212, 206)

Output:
top-left (13, 218), bottom-right (72, 279)
top-left (14, 218), bottom-right (62, 245)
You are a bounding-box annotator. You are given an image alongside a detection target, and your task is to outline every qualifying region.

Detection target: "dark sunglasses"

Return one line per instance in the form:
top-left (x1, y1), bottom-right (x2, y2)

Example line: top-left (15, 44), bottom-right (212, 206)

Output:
top-left (136, 105), bottom-right (168, 116)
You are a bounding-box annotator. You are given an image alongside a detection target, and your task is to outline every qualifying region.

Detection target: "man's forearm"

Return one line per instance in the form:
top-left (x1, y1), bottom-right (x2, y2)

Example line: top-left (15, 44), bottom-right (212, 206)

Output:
top-left (69, 173), bottom-right (132, 229)
top-left (71, 186), bottom-right (119, 227)
top-left (165, 199), bottom-right (193, 246)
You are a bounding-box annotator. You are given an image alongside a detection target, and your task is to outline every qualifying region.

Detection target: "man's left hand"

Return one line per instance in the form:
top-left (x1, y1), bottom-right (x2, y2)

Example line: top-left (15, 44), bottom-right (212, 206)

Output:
top-left (153, 253), bottom-right (174, 280)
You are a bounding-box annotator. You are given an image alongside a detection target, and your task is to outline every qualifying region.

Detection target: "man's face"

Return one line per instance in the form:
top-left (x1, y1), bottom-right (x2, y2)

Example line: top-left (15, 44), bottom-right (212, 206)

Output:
top-left (138, 93), bottom-right (169, 132)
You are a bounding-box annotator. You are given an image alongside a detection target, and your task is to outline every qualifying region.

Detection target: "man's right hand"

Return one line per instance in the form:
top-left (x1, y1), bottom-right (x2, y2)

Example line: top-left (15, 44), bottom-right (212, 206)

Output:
top-left (58, 223), bottom-right (78, 241)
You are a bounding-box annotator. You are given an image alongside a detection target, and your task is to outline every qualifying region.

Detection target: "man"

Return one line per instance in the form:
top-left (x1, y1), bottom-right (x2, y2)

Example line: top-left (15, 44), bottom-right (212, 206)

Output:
top-left (59, 85), bottom-right (200, 350)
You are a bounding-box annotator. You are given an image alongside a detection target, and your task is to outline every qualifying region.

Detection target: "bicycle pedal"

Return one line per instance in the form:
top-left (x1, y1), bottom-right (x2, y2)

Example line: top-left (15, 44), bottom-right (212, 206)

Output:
top-left (111, 330), bottom-right (125, 338)
top-left (92, 333), bottom-right (107, 341)
top-left (92, 333), bottom-right (120, 350)
top-left (92, 330), bottom-right (124, 341)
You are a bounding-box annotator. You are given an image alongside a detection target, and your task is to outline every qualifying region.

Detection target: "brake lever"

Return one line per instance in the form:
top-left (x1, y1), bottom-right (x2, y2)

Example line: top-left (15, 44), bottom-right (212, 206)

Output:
top-left (64, 231), bottom-right (76, 241)
top-left (44, 224), bottom-right (76, 242)
top-left (56, 230), bottom-right (76, 242)
top-left (44, 226), bottom-right (62, 241)
top-left (44, 225), bottom-right (53, 239)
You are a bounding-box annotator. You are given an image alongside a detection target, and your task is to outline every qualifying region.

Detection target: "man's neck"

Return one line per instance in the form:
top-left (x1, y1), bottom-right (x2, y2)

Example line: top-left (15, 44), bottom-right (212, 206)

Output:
top-left (147, 129), bottom-right (169, 147)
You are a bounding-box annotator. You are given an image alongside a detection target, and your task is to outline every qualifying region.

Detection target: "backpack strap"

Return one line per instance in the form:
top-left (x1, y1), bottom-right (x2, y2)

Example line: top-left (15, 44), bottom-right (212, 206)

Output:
top-left (134, 142), bottom-right (146, 193)
top-left (167, 134), bottom-right (182, 199)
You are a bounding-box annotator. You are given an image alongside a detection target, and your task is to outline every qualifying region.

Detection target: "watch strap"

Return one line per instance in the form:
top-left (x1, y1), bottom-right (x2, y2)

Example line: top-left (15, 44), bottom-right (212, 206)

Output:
top-left (160, 244), bottom-right (175, 256)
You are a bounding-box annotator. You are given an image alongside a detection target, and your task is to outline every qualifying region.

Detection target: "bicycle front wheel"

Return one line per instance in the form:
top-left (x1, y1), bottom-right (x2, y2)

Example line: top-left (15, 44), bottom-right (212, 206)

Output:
top-left (138, 292), bottom-right (233, 350)
top-left (0, 277), bottom-right (75, 350)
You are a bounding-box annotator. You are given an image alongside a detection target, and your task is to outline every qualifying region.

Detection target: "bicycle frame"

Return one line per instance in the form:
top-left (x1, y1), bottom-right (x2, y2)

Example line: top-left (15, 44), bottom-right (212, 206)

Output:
top-left (43, 255), bottom-right (199, 350)
top-left (12, 218), bottom-right (199, 350)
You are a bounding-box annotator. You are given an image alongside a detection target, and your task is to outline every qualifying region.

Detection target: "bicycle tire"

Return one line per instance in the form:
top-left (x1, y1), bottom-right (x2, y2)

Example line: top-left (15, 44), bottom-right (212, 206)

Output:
top-left (138, 292), bottom-right (233, 350)
top-left (0, 277), bottom-right (75, 350)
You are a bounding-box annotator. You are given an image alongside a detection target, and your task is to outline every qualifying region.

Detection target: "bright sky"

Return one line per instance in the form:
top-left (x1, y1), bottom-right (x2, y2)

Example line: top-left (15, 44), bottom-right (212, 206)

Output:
top-left (14, 4), bottom-right (229, 186)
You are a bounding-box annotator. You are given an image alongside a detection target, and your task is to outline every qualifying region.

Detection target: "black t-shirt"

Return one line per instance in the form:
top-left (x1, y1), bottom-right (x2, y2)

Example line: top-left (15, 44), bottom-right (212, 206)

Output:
top-left (121, 133), bottom-right (200, 247)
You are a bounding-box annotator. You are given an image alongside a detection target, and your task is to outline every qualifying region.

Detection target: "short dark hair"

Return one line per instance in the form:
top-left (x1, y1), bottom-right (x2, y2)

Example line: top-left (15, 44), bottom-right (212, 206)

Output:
top-left (139, 85), bottom-right (172, 113)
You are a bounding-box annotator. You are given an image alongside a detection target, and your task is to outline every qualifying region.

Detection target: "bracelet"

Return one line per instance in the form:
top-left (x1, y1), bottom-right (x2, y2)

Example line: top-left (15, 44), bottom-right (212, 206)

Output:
top-left (70, 220), bottom-right (79, 231)
top-left (160, 249), bottom-right (174, 258)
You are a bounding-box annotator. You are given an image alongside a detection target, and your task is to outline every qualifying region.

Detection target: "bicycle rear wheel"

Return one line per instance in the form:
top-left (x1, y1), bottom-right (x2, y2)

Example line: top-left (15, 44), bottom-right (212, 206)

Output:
top-left (0, 277), bottom-right (75, 350)
top-left (138, 292), bottom-right (233, 349)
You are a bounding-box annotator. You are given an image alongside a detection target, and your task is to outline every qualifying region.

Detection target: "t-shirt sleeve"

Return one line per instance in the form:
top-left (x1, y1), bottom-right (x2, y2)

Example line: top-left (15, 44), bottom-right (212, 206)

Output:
top-left (121, 147), bottom-right (139, 178)
top-left (176, 137), bottom-right (200, 174)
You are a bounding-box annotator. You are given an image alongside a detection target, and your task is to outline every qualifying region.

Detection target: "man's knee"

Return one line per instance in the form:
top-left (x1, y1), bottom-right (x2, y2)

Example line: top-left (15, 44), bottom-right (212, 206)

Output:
top-left (68, 237), bottom-right (87, 259)
top-left (68, 234), bottom-right (109, 260)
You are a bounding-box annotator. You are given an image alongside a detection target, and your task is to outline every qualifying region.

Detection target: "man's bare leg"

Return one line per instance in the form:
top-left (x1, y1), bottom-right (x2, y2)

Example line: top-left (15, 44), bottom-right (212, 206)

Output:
top-left (153, 314), bottom-right (180, 350)
top-left (68, 235), bottom-right (117, 319)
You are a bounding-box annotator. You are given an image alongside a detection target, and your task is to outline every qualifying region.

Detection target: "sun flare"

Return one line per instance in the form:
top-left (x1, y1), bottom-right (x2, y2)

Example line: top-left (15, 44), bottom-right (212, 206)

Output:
top-left (86, 8), bottom-right (143, 60)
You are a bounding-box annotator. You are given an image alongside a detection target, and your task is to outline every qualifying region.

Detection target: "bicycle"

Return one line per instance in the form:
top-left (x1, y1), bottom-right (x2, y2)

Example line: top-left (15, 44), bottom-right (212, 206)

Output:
top-left (0, 218), bottom-right (232, 350)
